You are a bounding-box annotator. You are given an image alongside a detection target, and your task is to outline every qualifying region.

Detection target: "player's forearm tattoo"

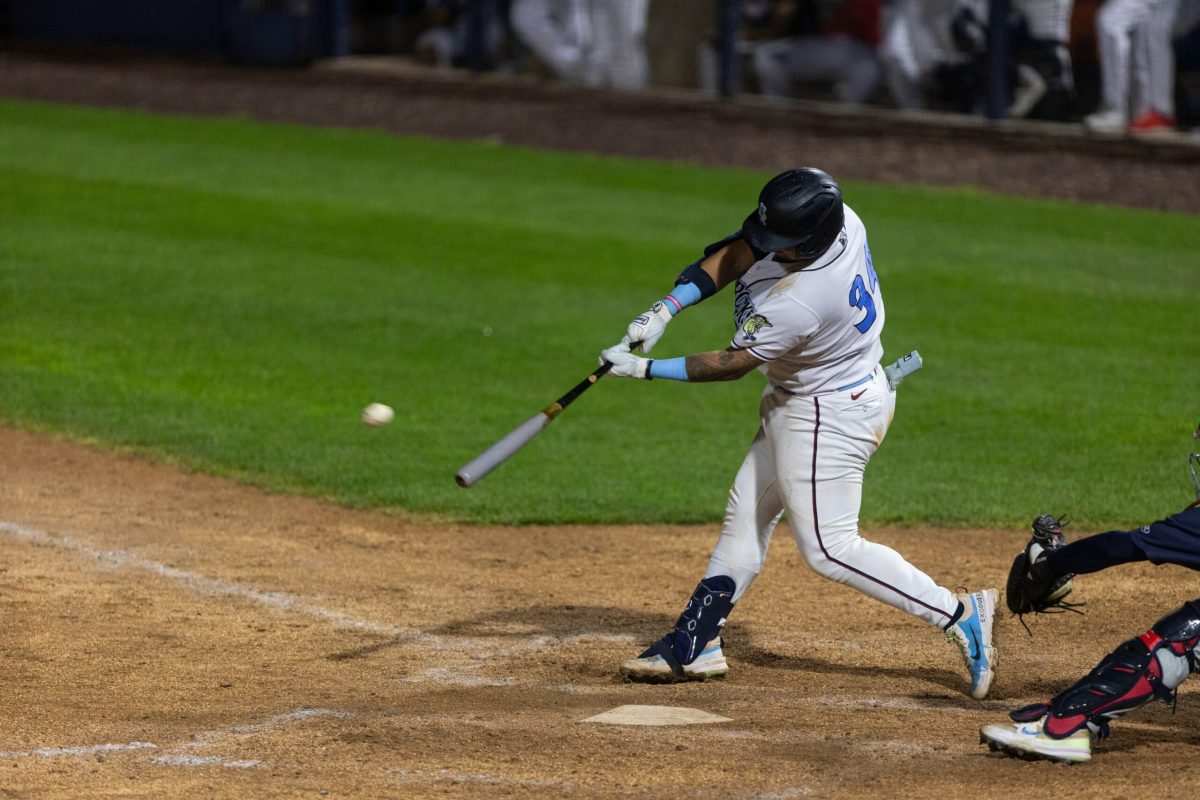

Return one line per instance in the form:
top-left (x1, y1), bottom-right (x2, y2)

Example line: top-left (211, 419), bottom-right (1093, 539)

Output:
top-left (685, 349), bottom-right (758, 382)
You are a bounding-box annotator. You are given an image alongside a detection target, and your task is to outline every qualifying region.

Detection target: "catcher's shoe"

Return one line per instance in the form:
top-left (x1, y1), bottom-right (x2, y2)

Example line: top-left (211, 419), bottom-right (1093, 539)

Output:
top-left (619, 637), bottom-right (727, 683)
top-left (980, 715), bottom-right (1092, 764)
top-left (946, 589), bottom-right (998, 700)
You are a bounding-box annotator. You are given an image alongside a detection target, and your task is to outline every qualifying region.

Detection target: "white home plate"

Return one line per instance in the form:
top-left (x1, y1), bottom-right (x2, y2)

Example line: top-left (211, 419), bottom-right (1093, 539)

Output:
top-left (581, 705), bottom-right (732, 726)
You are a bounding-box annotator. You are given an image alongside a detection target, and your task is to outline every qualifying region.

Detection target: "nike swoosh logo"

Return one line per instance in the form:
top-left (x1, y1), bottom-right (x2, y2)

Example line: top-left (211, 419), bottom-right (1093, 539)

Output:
top-left (850, 388), bottom-right (867, 400)
top-left (968, 626), bottom-right (982, 662)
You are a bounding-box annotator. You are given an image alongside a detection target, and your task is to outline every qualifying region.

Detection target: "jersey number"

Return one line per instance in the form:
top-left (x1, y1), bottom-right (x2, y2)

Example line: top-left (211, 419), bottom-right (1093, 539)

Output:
top-left (849, 274), bottom-right (877, 334)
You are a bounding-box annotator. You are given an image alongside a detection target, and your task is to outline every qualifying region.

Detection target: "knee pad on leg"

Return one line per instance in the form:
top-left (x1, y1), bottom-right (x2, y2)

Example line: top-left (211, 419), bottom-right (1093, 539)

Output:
top-left (1037, 637), bottom-right (1166, 739)
top-left (648, 576), bottom-right (736, 671)
top-left (1150, 600), bottom-right (1200, 654)
top-left (1147, 600), bottom-right (1200, 684)
top-left (1027, 601), bottom-right (1200, 739)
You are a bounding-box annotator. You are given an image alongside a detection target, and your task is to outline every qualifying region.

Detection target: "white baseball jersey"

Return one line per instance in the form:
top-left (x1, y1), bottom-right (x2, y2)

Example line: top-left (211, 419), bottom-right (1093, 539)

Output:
top-left (703, 203), bottom-right (961, 632)
top-left (730, 205), bottom-right (884, 396)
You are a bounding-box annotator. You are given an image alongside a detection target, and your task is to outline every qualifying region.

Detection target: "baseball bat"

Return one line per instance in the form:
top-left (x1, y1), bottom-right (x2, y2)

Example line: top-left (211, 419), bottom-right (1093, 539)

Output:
top-left (455, 355), bottom-right (625, 488)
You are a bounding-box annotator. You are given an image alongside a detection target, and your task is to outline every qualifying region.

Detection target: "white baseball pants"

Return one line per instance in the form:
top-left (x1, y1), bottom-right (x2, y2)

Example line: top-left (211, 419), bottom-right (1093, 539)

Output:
top-left (704, 367), bottom-right (960, 628)
top-left (510, 0), bottom-right (590, 81)
top-left (1096, 0), bottom-right (1180, 115)
top-left (584, 0), bottom-right (649, 89)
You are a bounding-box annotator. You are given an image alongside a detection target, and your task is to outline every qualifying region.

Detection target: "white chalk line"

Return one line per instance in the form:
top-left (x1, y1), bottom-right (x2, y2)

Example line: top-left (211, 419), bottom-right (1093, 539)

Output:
top-left (0, 710), bottom-right (355, 772)
top-left (0, 708), bottom-right (354, 770)
top-left (0, 742), bottom-right (158, 759)
top-left (0, 521), bottom-right (407, 638)
top-left (0, 520), bottom-right (632, 688)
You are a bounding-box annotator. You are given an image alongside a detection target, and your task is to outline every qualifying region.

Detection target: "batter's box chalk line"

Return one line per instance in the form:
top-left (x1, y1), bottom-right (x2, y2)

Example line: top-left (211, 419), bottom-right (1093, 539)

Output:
top-left (0, 520), bottom-right (620, 686)
top-left (0, 708), bottom-right (356, 769)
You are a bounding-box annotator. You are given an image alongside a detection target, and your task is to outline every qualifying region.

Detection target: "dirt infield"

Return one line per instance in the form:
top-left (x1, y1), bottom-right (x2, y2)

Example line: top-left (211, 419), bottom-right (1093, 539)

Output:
top-left (4, 50), bottom-right (1200, 797)
top-left (5, 426), bottom-right (1200, 798)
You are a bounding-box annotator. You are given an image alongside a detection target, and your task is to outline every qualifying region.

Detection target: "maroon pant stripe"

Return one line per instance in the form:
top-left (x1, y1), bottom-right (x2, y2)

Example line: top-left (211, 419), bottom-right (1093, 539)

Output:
top-left (809, 396), bottom-right (953, 622)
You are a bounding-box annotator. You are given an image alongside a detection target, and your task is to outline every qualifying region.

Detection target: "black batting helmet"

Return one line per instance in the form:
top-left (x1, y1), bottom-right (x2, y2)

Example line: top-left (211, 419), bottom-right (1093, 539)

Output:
top-left (740, 168), bottom-right (844, 258)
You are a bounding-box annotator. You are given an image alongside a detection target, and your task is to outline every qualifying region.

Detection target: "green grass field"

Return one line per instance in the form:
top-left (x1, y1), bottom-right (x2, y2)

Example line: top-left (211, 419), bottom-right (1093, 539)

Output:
top-left (1, 99), bottom-right (1197, 528)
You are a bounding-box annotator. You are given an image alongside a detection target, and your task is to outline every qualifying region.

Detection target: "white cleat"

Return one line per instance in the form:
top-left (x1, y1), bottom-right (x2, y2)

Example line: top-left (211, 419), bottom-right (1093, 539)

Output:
top-left (1082, 108), bottom-right (1127, 135)
top-left (619, 638), bottom-right (728, 683)
top-left (946, 589), bottom-right (998, 700)
top-left (980, 716), bottom-right (1092, 764)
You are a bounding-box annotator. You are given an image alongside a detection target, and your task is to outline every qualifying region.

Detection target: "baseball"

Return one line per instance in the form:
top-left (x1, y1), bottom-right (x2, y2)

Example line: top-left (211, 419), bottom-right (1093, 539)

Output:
top-left (361, 402), bottom-right (394, 427)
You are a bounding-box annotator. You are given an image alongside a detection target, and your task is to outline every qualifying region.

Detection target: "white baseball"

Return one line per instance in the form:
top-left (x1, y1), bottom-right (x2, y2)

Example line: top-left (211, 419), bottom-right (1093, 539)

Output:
top-left (361, 402), bottom-right (394, 427)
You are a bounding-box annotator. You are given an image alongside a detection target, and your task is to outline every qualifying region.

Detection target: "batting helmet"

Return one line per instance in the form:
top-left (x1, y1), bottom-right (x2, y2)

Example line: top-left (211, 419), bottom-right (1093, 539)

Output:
top-left (740, 168), bottom-right (844, 259)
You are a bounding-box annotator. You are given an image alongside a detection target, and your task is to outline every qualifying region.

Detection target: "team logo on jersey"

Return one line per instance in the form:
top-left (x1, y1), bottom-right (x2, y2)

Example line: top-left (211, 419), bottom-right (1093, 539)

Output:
top-left (741, 313), bottom-right (773, 341)
top-left (758, 202), bottom-right (768, 225)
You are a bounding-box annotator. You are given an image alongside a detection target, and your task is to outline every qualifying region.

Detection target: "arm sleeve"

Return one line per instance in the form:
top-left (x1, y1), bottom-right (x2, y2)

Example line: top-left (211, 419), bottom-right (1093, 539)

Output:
top-left (672, 232), bottom-right (758, 302)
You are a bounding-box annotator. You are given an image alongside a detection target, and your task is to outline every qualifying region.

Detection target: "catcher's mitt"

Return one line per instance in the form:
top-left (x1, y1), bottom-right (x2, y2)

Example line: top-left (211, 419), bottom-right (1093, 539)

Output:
top-left (1006, 514), bottom-right (1083, 623)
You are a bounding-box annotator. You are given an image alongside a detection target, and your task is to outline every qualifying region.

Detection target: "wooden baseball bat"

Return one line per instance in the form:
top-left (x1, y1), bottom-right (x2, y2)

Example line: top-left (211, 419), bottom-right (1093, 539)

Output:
top-left (455, 346), bottom-right (638, 488)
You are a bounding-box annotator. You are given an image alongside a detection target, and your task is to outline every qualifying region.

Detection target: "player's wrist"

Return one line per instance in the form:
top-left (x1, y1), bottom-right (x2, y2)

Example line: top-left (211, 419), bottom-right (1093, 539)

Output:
top-left (662, 282), bottom-right (702, 315)
top-left (647, 357), bottom-right (688, 381)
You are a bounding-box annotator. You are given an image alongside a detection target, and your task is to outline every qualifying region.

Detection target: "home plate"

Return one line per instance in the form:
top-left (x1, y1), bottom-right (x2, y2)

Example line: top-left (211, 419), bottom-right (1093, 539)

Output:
top-left (581, 705), bottom-right (732, 726)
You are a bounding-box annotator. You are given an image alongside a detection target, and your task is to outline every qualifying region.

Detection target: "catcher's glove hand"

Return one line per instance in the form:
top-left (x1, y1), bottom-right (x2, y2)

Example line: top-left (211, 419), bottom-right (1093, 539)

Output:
top-left (1006, 514), bottom-right (1083, 623)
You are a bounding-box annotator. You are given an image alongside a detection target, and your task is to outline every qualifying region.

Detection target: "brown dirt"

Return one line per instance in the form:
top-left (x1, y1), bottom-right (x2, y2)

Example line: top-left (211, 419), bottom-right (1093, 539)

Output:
top-left (4, 50), bottom-right (1200, 798)
top-left (5, 426), bottom-right (1200, 798)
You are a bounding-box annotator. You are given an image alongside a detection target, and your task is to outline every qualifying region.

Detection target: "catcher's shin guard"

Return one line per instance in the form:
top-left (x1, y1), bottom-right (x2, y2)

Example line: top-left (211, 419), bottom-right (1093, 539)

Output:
top-left (641, 576), bottom-right (736, 677)
top-left (1011, 600), bottom-right (1200, 739)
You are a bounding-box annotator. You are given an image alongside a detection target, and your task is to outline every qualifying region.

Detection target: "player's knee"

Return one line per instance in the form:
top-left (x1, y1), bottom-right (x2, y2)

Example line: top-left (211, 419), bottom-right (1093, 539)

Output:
top-left (1148, 600), bottom-right (1200, 686)
top-left (796, 541), bottom-right (848, 581)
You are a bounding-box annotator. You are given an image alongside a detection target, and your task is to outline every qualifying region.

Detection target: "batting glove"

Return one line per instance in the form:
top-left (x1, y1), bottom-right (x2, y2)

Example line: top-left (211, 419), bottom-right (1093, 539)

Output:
top-left (600, 342), bottom-right (650, 379)
top-left (624, 301), bottom-right (674, 353)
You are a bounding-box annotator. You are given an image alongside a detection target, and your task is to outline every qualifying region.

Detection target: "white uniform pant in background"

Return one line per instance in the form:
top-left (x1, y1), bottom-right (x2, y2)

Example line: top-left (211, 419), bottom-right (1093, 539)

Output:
top-left (510, 0), bottom-right (590, 81)
top-left (705, 368), bottom-right (959, 628)
top-left (510, 0), bottom-right (648, 89)
top-left (584, 0), bottom-right (649, 89)
top-left (752, 35), bottom-right (883, 104)
top-left (879, 0), bottom-right (959, 108)
top-left (1096, 0), bottom-right (1180, 115)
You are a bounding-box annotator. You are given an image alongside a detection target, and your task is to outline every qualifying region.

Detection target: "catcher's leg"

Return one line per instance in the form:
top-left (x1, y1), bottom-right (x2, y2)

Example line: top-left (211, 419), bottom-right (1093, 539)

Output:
top-left (981, 599), bottom-right (1200, 762)
top-left (1041, 599), bottom-right (1200, 736)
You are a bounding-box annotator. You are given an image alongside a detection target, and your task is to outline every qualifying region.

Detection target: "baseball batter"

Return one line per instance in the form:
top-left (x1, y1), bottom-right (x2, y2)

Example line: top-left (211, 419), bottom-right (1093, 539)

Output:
top-left (600, 168), bottom-right (998, 700)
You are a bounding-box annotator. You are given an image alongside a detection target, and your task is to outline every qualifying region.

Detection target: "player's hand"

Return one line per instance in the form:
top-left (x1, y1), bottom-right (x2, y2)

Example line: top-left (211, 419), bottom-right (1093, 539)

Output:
top-left (600, 342), bottom-right (650, 379)
top-left (624, 301), bottom-right (673, 353)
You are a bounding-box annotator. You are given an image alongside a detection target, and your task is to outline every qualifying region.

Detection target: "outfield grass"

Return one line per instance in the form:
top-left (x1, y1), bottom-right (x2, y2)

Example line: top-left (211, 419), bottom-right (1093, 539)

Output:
top-left (1, 99), bottom-right (1196, 528)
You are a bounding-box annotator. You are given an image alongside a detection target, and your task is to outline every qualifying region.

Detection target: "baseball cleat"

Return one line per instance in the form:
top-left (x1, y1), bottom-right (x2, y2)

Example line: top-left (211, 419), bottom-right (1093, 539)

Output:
top-left (1082, 108), bottom-right (1126, 135)
top-left (980, 716), bottom-right (1092, 764)
top-left (946, 589), bottom-right (998, 700)
top-left (619, 638), bottom-right (728, 683)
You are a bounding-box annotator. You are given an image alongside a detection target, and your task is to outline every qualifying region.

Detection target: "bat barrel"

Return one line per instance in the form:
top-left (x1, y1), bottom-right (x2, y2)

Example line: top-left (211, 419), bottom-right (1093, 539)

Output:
top-left (454, 411), bottom-right (552, 488)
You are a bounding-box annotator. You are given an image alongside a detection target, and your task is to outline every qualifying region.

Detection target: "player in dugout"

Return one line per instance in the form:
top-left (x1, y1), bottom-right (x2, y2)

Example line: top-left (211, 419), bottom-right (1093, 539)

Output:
top-left (598, 167), bottom-right (999, 700)
top-left (980, 423), bottom-right (1200, 763)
